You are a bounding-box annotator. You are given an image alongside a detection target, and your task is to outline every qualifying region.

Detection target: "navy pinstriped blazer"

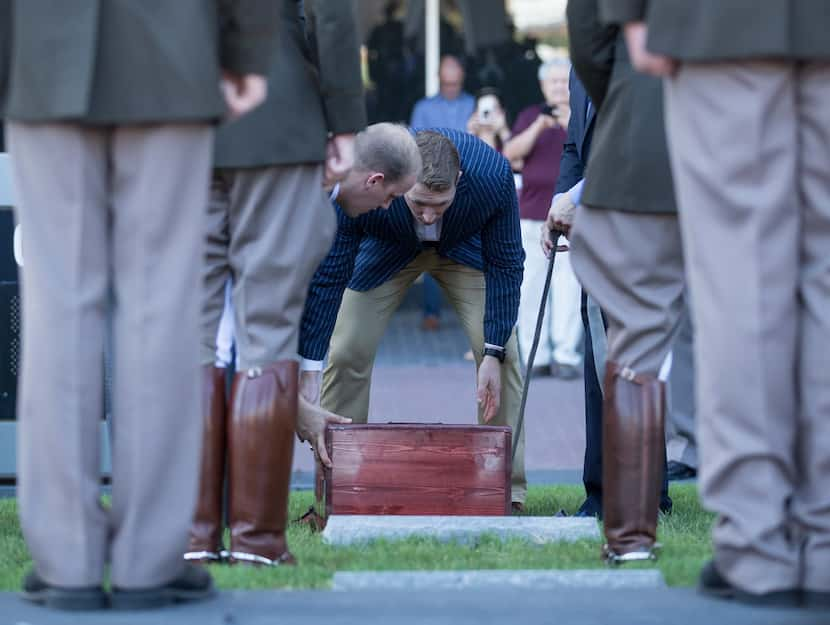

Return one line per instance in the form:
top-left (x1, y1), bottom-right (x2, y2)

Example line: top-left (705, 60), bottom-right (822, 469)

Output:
top-left (298, 128), bottom-right (525, 361)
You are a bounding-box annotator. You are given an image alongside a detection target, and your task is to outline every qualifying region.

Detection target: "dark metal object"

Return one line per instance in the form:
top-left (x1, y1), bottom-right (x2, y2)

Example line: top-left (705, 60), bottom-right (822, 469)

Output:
top-left (512, 231), bottom-right (562, 464)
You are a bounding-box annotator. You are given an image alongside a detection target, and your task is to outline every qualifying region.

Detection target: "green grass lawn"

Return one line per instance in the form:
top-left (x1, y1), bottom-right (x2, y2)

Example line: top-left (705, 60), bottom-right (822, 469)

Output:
top-left (0, 484), bottom-right (713, 591)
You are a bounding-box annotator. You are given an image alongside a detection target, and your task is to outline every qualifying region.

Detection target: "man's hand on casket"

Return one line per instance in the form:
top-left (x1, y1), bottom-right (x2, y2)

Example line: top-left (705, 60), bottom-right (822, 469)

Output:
top-left (297, 395), bottom-right (352, 468)
top-left (477, 355), bottom-right (502, 422)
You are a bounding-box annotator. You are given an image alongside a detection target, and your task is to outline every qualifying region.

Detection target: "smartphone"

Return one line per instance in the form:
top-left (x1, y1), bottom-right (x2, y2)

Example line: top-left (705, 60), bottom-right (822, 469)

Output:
top-left (477, 95), bottom-right (499, 123)
top-left (541, 104), bottom-right (558, 119)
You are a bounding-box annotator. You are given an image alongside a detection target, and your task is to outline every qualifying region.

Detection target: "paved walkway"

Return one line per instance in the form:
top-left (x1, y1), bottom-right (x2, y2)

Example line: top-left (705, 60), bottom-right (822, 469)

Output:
top-left (2, 588), bottom-right (822, 625)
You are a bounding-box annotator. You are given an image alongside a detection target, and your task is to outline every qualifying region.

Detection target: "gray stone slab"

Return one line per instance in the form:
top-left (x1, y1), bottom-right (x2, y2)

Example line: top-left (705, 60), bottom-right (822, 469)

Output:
top-left (321, 515), bottom-right (600, 546)
top-left (332, 569), bottom-right (666, 591)
top-left (0, 588), bottom-right (822, 625)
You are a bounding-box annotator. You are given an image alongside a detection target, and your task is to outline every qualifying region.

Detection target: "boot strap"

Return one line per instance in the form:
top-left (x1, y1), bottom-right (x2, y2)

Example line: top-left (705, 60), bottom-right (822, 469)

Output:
top-left (610, 364), bottom-right (656, 385)
top-left (602, 542), bottom-right (662, 565)
top-left (183, 550), bottom-right (223, 562)
top-left (229, 551), bottom-right (294, 566)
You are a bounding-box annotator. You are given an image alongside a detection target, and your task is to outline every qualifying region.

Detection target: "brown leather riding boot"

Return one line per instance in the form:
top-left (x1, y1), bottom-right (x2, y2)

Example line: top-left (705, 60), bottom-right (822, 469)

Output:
top-left (227, 361), bottom-right (297, 566)
top-left (601, 361), bottom-right (666, 564)
top-left (185, 365), bottom-right (228, 562)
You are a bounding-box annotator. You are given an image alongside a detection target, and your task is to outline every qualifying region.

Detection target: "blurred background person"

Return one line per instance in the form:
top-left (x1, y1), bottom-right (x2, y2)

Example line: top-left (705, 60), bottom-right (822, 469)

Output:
top-left (466, 88), bottom-right (512, 153)
top-left (411, 54), bottom-right (475, 332)
top-left (411, 54), bottom-right (475, 133)
top-left (504, 58), bottom-right (582, 379)
top-left (366, 1), bottom-right (413, 124)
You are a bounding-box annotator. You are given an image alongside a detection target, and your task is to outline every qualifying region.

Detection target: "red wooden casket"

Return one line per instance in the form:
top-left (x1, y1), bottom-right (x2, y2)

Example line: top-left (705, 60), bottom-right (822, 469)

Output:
top-left (315, 423), bottom-right (512, 517)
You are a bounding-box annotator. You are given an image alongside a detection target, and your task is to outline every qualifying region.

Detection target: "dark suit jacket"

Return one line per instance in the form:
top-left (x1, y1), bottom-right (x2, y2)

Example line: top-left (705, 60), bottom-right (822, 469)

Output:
top-left (606, 0), bottom-right (830, 61)
top-left (0, 1), bottom-right (8, 118)
top-left (214, 0), bottom-right (366, 168)
top-left (568, 0), bottom-right (676, 214)
top-left (299, 129), bottom-right (525, 360)
top-left (1, 0), bottom-right (277, 123)
top-left (554, 70), bottom-right (596, 195)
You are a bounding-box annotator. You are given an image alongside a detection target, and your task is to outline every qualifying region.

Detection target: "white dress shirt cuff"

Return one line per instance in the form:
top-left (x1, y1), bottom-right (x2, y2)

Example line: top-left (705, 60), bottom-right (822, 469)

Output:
top-left (300, 358), bottom-right (324, 372)
top-left (568, 179), bottom-right (585, 206)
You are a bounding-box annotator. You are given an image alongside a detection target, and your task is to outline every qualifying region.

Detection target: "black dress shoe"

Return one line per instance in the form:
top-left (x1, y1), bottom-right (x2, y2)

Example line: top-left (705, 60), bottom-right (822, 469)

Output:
top-left (804, 590), bottom-right (830, 610)
top-left (666, 461), bottom-right (697, 481)
top-left (551, 362), bottom-right (581, 380)
top-left (110, 564), bottom-right (215, 610)
top-left (698, 560), bottom-right (801, 607)
top-left (527, 364), bottom-right (551, 378)
top-left (659, 499), bottom-right (673, 516)
top-left (575, 497), bottom-right (602, 519)
top-left (21, 570), bottom-right (107, 611)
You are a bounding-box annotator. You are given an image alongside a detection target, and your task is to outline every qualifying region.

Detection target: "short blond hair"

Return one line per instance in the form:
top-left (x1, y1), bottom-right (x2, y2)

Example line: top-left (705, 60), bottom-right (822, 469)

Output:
top-left (414, 131), bottom-right (460, 192)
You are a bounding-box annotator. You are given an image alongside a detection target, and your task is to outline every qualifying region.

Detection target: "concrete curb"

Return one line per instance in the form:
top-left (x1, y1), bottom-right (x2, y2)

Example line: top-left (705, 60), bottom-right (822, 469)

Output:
top-left (322, 515), bottom-right (601, 546)
top-left (332, 569), bottom-right (667, 591)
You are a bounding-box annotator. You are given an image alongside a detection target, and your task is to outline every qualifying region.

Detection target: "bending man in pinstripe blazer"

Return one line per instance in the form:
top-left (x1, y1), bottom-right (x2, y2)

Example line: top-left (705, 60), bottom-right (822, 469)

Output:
top-left (299, 129), bottom-right (528, 508)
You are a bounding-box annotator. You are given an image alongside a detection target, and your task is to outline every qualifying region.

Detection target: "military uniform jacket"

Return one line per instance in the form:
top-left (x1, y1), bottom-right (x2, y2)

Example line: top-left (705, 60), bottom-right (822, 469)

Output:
top-left (606, 0), bottom-right (830, 61)
top-left (214, 0), bottom-right (367, 168)
top-left (567, 0), bottom-right (676, 214)
top-left (0, 0), bottom-right (277, 123)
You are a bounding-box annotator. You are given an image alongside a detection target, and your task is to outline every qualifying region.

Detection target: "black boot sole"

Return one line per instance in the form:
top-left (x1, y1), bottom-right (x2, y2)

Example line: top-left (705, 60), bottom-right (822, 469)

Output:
top-left (110, 585), bottom-right (216, 610)
top-left (699, 583), bottom-right (801, 607)
top-left (22, 587), bottom-right (108, 611)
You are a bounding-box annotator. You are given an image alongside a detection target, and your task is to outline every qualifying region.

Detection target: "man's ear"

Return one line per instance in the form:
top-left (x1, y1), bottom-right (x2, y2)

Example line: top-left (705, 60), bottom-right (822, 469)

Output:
top-left (456, 170), bottom-right (463, 184)
top-left (366, 172), bottom-right (385, 187)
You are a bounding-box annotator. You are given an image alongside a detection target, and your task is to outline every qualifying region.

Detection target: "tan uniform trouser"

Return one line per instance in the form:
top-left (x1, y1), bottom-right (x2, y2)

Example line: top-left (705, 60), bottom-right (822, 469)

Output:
top-left (8, 122), bottom-right (212, 589)
top-left (665, 61), bottom-right (830, 594)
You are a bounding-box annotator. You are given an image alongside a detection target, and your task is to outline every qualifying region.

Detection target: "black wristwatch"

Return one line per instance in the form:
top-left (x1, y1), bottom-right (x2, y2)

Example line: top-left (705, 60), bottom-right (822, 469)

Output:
top-left (483, 346), bottom-right (505, 363)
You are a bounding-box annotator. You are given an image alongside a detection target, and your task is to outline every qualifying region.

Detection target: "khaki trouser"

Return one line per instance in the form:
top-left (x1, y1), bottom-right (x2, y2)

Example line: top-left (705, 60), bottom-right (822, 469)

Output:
top-left (321, 250), bottom-right (527, 503)
top-left (201, 165), bottom-right (335, 368)
top-left (8, 122), bottom-right (212, 589)
top-left (665, 62), bottom-right (830, 594)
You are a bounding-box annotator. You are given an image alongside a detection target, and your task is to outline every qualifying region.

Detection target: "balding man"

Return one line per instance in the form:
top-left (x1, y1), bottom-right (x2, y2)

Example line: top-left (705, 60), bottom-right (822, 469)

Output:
top-left (299, 129), bottom-right (528, 510)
